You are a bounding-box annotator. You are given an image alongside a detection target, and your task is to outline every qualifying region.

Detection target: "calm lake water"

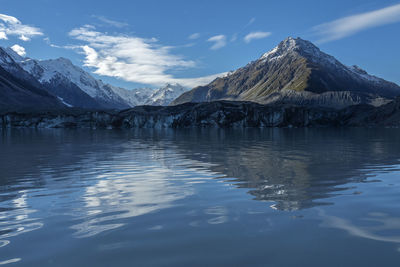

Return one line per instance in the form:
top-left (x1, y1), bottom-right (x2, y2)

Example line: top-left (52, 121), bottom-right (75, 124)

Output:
top-left (1, 128), bottom-right (400, 266)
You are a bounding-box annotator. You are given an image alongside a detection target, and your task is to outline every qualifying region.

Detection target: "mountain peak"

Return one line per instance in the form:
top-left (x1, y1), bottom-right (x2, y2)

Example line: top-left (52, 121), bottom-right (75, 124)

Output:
top-left (163, 83), bottom-right (184, 89)
top-left (261, 37), bottom-right (321, 61)
top-left (281, 37), bottom-right (319, 50)
top-left (146, 83), bottom-right (188, 106)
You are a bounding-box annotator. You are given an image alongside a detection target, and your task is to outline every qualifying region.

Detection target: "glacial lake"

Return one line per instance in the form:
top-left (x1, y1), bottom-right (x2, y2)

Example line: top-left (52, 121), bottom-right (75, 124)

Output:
top-left (1, 128), bottom-right (400, 266)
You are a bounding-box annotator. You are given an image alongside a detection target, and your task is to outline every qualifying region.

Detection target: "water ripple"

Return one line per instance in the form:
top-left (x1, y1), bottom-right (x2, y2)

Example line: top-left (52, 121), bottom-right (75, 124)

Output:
top-left (1, 128), bottom-right (400, 265)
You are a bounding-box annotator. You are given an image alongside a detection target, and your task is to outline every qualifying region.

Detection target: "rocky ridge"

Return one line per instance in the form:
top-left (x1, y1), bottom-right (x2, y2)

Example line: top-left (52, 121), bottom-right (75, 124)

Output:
top-left (3, 97), bottom-right (400, 129)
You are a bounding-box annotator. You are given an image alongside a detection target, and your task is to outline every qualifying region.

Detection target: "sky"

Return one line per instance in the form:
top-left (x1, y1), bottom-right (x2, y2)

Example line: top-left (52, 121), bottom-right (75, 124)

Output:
top-left (0, 0), bottom-right (399, 89)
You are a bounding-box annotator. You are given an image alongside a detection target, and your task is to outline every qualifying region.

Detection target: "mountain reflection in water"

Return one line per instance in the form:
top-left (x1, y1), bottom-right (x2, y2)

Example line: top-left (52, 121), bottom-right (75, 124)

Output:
top-left (133, 128), bottom-right (400, 210)
top-left (1, 128), bottom-right (400, 266)
top-left (1, 128), bottom-right (400, 212)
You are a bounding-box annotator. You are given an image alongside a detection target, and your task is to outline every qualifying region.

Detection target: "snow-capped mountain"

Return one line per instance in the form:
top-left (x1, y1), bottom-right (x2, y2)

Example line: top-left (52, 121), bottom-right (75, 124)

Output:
top-left (9, 54), bottom-right (130, 109)
top-left (172, 37), bottom-right (400, 108)
top-left (0, 47), bottom-right (66, 111)
top-left (3, 47), bottom-right (188, 109)
top-left (111, 87), bottom-right (155, 107)
top-left (145, 83), bottom-right (187, 106)
top-left (1, 47), bottom-right (42, 84)
top-left (259, 37), bottom-right (389, 87)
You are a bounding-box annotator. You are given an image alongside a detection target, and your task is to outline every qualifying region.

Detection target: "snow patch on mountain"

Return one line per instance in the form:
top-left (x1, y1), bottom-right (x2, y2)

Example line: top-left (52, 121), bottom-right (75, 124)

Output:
top-left (57, 96), bottom-right (73, 107)
top-left (112, 87), bottom-right (155, 107)
top-left (348, 65), bottom-right (381, 83)
top-left (146, 83), bottom-right (188, 106)
top-left (261, 37), bottom-right (337, 65)
top-left (261, 37), bottom-right (388, 86)
top-left (35, 58), bottom-right (109, 98)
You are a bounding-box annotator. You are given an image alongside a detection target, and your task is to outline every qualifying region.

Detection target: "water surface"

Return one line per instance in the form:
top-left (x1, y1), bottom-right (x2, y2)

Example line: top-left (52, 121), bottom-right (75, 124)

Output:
top-left (1, 128), bottom-right (400, 266)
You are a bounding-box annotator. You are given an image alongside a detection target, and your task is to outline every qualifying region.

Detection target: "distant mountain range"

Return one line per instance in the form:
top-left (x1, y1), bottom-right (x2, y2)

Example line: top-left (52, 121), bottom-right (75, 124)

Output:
top-left (0, 46), bottom-right (188, 111)
top-left (171, 37), bottom-right (400, 108)
top-left (1, 37), bottom-right (400, 113)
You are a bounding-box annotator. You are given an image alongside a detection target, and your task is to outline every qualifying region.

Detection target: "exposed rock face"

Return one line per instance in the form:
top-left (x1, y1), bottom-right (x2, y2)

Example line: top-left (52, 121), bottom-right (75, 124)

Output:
top-left (341, 97), bottom-right (400, 127)
top-left (171, 37), bottom-right (400, 108)
top-left (3, 98), bottom-right (400, 129)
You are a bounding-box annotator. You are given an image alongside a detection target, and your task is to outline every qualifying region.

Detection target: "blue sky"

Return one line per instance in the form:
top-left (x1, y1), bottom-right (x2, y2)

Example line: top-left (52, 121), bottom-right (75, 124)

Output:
top-left (1, 0), bottom-right (399, 89)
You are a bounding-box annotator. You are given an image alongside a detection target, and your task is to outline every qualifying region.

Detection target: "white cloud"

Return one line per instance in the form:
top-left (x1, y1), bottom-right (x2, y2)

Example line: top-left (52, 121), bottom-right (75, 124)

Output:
top-left (92, 15), bottom-right (128, 28)
top-left (173, 72), bottom-right (226, 88)
top-left (244, 31), bottom-right (271, 43)
top-left (0, 14), bottom-right (43, 41)
top-left (188, 33), bottom-right (200, 40)
top-left (69, 25), bottom-right (225, 88)
top-left (19, 35), bottom-right (30, 41)
top-left (10, 44), bottom-right (26, 57)
top-left (313, 3), bottom-right (400, 43)
top-left (0, 31), bottom-right (7, 40)
top-left (207, 35), bottom-right (227, 50)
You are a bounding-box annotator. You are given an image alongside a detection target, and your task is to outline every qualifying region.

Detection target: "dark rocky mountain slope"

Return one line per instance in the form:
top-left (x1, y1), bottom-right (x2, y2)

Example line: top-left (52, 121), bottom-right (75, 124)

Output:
top-left (0, 66), bottom-right (65, 111)
top-left (0, 48), bottom-right (65, 111)
top-left (171, 37), bottom-right (400, 109)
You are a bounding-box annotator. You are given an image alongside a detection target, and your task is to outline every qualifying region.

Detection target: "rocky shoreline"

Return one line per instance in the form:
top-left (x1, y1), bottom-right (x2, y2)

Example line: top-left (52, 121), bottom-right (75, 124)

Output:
top-left (1, 99), bottom-right (400, 129)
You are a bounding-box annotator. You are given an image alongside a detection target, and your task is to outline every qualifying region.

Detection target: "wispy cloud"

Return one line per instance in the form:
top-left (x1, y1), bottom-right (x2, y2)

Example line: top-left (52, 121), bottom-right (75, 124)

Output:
top-left (188, 33), bottom-right (200, 40)
top-left (43, 36), bottom-right (81, 50)
top-left (244, 31), bottom-right (271, 43)
top-left (313, 3), bottom-right (400, 43)
top-left (245, 17), bottom-right (256, 28)
top-left (10, 44), bottom-right (26, 57)
top-left (230, 33), bottom-right (238, 42)
top-left (207, 35), bottom-right (227, 50)
top-left (0, 14), bottom-right (43, 41)
top-left (69, 25), bottom-right (225, 88)
top-left (92, 15), bottom-right (128, 28)
top-left (231, 17), bottom-right (258, 43)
